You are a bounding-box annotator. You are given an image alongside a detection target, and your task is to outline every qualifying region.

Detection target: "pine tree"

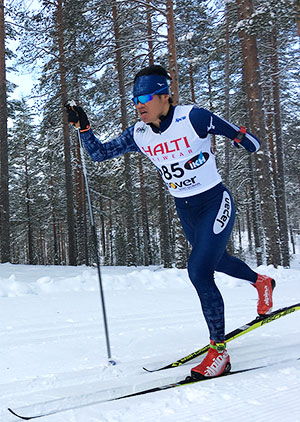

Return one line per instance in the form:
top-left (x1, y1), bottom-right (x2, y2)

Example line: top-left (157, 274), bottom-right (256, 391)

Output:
top-left (236, 0), bottom-right (281, 266)
top-left (9, 98), bottom-right (38, 263)
top-left (0, 0), bottom-right (10, 262)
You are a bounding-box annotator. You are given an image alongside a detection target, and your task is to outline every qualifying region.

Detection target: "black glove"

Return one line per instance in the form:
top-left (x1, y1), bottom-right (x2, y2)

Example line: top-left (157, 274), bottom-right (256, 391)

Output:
top-left (64, 101), bottom-right (90, 131)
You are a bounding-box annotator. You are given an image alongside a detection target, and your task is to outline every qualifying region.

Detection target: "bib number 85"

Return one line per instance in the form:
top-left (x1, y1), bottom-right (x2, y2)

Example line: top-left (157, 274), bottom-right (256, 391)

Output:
top-left (159, 162), bottom-right (184, 180)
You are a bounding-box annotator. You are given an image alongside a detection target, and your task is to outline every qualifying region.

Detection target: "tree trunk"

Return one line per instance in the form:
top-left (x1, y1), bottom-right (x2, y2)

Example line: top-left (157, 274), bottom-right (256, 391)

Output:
top-left (157, 175), bottom-right (172, 268)
top-left (57, 0), bottom-right (77, 265)
top-left (112, 2), bottom-right (136, 266)
top-left (207, 62), bottom-right (216, 153)
top-left (188, 63), bottom-right (195, 103)
top-left (289, 226), bottom-right (295, 255)
top-left (236, 0), bottom-right (281, 266)
top-left (99, 196), bottom-right (106, 263)
top-left (74, 138), bottom-right (87, 264)
top-left (264, 84), bottom-right (277, 182)
top-left (59, 222), bottom-right (66, 265)
top-left (24, 139), bottom-right (34, 264)
top-left (296, 1), bottom-right (300, 37)
top-left (49, 170), bottom-right (59, 265)
top-left (145, 4), bottom-right (169, 267)
top-left (166, 0), bottom-right (179, 104)
top-left (138, 156), bottom-right (152, 266)
top-left (0, 0), bottom-right (10, 262)
top-left (245, 197), bottom-right (253, 253)
top-left (174, 218), bottom-right (188, 269)
top-left (248, 156), bottom-right (263, 266)
top-left (270, 26), bottom-right (290, 267)
top-left (108, 199), bottom-right (113, 265)
top-left (146, 0), bottom-right (154, 64)
top-left (224, 2), bottom-right (230, 186)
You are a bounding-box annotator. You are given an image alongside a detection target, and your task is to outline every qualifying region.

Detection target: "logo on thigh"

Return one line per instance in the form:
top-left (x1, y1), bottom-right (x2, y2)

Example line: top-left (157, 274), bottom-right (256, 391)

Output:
top-left (213, 191), bottom-right (231, 234)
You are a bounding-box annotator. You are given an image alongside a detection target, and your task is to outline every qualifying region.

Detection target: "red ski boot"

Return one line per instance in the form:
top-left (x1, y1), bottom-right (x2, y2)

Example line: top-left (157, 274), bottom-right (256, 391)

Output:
top-left (191, 341), bottom-right (231, 379)
top-left (253, 274), bottom-right (276, 316)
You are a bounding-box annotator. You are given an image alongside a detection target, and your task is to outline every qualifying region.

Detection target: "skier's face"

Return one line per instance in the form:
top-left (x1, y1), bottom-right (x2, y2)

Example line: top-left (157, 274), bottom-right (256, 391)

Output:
top-left (134, 94), bottom-right (170, 127)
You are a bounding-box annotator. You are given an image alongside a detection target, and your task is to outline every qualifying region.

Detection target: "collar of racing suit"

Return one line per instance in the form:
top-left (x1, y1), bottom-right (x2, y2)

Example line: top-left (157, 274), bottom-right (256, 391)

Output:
top-left (147, 104), bottom-right (175, 134)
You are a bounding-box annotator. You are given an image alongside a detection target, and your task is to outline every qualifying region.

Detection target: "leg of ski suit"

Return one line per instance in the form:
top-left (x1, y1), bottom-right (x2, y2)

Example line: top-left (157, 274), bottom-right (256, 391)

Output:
top-left (175, 183), bottom-right (257, 342)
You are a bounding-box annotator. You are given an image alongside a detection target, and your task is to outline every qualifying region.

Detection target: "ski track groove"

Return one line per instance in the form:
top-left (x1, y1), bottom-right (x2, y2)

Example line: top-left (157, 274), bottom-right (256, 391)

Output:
top-left (2, 310), bottom-right (297, 353)
top-left (0, 312), bottom-right (202, 350)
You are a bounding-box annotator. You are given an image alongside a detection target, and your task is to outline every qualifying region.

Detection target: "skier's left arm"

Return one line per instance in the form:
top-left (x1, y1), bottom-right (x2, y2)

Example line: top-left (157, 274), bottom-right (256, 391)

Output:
top-left (189, 106), bottom-right (260, 152)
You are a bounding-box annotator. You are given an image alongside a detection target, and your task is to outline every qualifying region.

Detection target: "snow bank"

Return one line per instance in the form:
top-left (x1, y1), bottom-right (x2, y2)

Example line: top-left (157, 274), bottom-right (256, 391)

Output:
top-left (0, 259), bottom-right (299, 298)
top-left (0, 264), bottom-right (191, 297)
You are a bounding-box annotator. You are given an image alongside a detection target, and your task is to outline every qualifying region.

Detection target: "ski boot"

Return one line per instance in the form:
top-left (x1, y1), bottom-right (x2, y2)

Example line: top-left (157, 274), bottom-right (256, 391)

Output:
top-left (191, 341), bottom-right (231, 379)
top-left (253, 274), bottom-right (276, 316)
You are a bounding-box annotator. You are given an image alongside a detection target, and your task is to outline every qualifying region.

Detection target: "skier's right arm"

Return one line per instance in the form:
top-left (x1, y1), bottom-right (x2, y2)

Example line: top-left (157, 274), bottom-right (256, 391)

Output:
top-left (65, 104), bottom-right (139, 162)
top-left (80, 126), bottom-right (139, 162)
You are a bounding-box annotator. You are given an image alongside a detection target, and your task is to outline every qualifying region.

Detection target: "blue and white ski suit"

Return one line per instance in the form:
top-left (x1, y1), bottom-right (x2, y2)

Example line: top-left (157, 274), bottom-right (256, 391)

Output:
top-left (80, 104), bottom-right (260, 342)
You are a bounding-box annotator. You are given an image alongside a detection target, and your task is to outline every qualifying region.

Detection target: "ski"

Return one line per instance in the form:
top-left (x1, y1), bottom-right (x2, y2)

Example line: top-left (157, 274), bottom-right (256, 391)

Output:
top-left (7, 357), bottom-right (300, 420)
top-left (109, 357), bottom-right (300, 399)
top-left (143, 302), bottom-right (300, 372)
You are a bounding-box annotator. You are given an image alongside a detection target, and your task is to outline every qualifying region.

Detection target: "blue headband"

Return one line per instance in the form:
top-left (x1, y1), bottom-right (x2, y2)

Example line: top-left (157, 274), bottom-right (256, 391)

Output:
top-left (133, 74), bottom-right (169, 97)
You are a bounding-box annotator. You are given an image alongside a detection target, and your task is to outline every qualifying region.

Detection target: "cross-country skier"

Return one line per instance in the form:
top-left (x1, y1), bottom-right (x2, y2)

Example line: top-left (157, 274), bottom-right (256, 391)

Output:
top-left (65, 64), bottom-right (275, 379)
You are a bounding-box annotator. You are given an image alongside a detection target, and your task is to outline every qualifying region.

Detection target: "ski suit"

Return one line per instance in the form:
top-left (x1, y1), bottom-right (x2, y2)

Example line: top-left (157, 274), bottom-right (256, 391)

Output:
top-left (80, 104), bottom-right (259, 342)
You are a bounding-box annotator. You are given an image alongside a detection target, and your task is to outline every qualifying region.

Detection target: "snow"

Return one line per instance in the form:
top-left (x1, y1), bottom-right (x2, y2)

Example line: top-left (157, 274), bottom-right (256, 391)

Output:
top-left (0, 259), bottom-right (299, 421)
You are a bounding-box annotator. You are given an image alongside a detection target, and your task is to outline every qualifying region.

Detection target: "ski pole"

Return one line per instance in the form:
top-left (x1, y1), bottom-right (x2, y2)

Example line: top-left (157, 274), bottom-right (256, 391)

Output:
top-left (75, 125), bottom-right (115, 366)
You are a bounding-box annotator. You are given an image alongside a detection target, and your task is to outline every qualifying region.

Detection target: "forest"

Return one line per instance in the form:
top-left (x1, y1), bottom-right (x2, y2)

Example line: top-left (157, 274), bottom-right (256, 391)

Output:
top-left (0, 0), bottom-right (299, 269)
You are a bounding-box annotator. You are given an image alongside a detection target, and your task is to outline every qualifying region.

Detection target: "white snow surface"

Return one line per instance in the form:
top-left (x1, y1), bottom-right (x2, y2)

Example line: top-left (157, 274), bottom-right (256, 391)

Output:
top-left (0, 260), bottom-right (299, 421)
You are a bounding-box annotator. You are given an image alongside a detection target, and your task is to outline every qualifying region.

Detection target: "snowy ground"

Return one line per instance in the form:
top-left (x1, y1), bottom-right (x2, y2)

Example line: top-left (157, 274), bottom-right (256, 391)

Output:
top-left (0, 257), bottom-right (299, 422)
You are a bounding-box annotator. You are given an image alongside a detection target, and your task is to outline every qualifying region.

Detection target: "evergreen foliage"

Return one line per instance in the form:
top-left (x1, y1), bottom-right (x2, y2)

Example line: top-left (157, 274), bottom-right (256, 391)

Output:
top-left (0, 0), bottom-right (299, 268)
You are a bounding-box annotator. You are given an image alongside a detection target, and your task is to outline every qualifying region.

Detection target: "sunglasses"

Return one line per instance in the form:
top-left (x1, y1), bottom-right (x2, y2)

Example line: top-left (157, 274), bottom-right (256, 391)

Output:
top-left (132, 85), bottom-right (168, 105)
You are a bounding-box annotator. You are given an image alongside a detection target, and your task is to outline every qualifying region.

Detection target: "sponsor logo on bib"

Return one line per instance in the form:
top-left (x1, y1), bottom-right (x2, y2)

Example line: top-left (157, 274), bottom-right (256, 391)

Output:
top-left (184, 152), bottom-right (209, 170)
top-left (168, 177), bottom-right (197, 189)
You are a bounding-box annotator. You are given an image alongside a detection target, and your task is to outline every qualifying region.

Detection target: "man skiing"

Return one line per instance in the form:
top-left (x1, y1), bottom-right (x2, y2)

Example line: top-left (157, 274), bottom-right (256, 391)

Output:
top-left (66, 64), bottom-right (275, 380)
